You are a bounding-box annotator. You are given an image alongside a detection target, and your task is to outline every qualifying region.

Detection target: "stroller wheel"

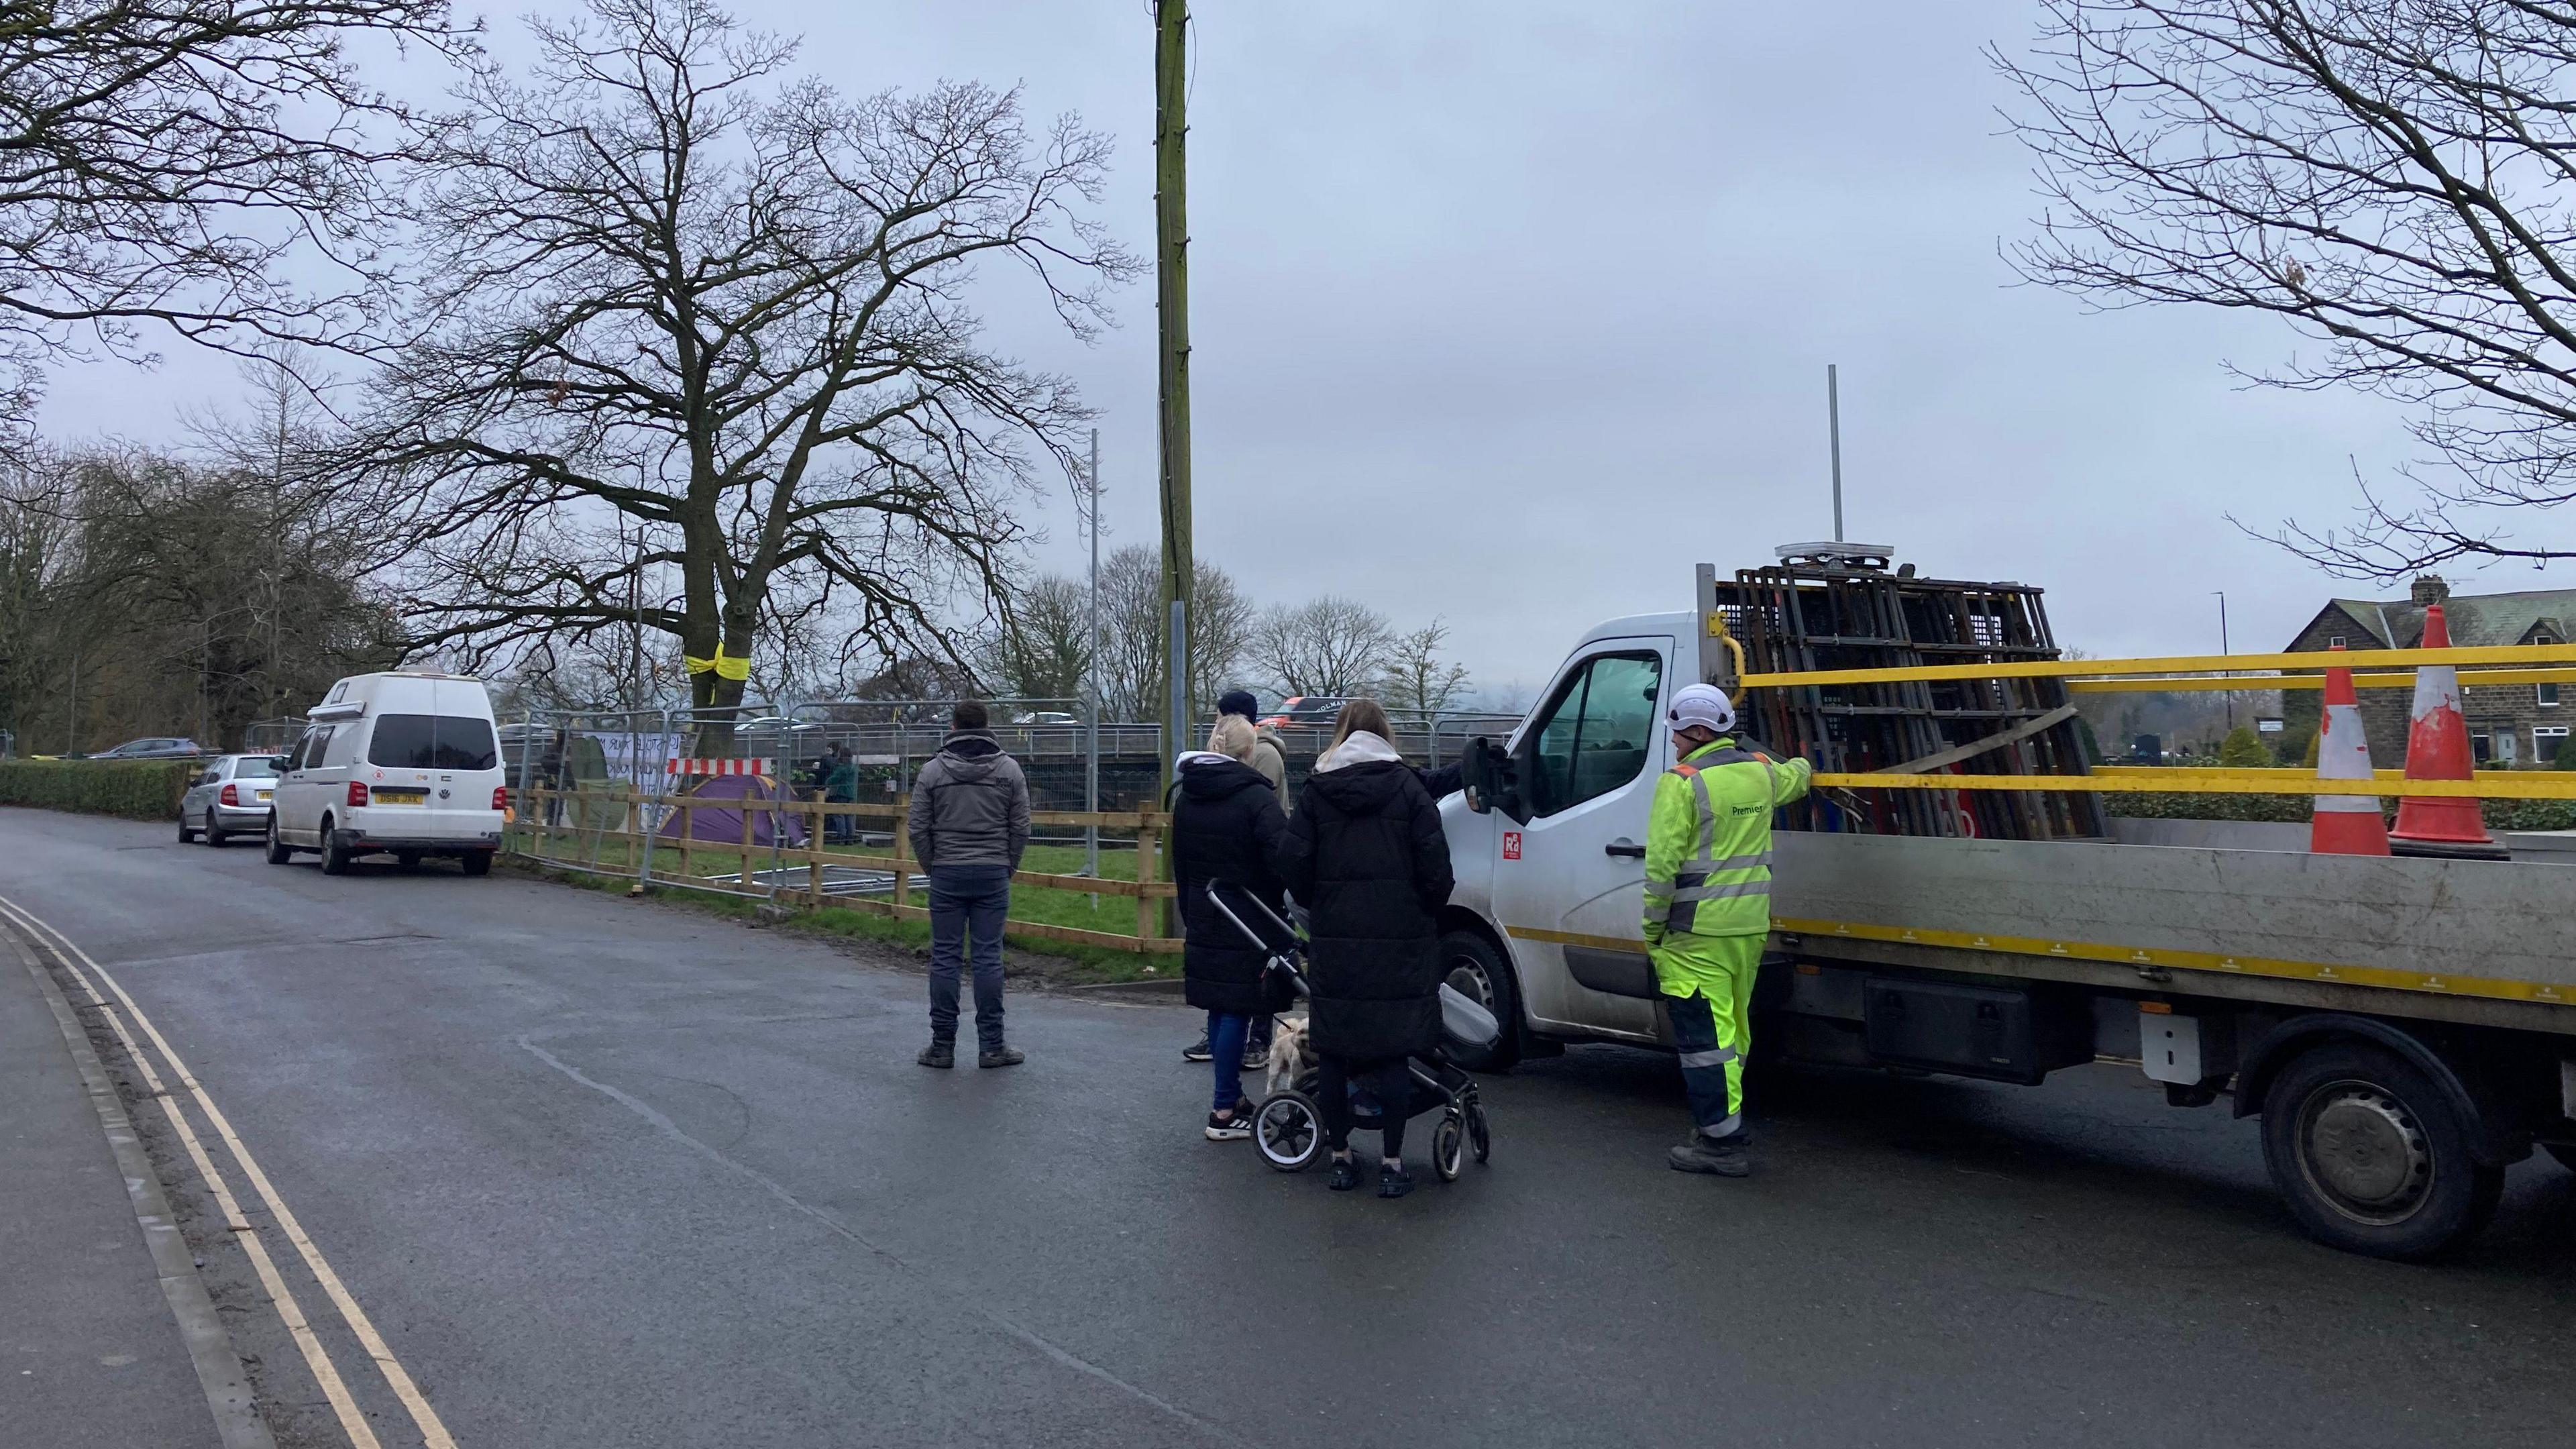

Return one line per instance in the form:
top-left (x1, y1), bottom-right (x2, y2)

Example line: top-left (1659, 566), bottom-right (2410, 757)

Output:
top-left (1255, 1091), bottom-right (1322, 1173)
top-left (1433, 1112), bottom-right (1466, 1183)
top-left (1467, 1102), bottom-right (1491, 1165)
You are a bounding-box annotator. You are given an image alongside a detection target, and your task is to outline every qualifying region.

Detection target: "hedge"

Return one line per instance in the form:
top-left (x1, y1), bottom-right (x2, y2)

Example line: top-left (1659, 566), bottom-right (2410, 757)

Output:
top-left (0, 760), bottom-right (197, 820)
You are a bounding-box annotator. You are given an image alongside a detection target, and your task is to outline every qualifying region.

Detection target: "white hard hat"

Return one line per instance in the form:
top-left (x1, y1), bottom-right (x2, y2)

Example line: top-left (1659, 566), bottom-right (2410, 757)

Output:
top-left (1668, 682), bottom-right (1736, 733)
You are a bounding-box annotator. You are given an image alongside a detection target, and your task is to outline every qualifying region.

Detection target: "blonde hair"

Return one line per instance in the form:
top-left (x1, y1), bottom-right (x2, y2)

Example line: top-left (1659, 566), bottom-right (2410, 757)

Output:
top-left (1206, 714), bottom-right (1257, 762)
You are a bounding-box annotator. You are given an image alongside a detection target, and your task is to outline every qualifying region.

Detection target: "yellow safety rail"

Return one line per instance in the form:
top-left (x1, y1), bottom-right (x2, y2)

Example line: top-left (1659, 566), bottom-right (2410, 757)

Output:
top-left (1814, 771), bottom-right (2576, 799)
top-left (1739, 641), bottom-right (2576, 690)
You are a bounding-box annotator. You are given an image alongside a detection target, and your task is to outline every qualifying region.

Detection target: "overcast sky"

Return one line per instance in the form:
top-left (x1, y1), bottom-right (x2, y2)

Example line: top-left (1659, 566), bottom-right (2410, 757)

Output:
top-left (41, 1), bottom-right (2567, 700)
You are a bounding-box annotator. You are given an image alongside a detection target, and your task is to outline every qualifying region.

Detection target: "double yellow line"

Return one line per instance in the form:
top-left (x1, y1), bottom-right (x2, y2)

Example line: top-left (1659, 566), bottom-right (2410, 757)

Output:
top-left (0, 895), bottom-right (457, 1449)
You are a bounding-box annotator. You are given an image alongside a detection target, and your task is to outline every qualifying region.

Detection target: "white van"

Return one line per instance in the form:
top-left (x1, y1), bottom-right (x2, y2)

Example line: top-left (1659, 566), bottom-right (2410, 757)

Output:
top-left (266, 672), bottom-right (507, 876)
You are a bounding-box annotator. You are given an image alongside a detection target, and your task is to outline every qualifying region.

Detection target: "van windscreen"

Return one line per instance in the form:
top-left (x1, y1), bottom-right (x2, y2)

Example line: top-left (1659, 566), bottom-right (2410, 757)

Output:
top-left (367, 714), bottom-right (499, 771)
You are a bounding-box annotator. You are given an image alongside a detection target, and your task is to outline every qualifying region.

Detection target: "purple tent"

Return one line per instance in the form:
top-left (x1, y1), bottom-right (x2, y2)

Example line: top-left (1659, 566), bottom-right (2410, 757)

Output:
top-left (659, 773), bottom-right (809, 847)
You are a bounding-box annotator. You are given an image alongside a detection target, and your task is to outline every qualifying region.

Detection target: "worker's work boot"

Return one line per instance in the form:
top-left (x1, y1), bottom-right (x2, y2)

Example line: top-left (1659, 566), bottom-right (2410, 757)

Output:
top-left (978, 1044), bottom-right (1025, 1069)
top-left (917, 1039), bottom-right (955, 1069)
top-left (1667, 1128), bottom-right (1751, 1177)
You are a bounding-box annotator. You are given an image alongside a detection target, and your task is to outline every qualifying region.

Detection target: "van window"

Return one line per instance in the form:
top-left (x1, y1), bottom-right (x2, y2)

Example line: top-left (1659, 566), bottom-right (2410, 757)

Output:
top-left (1527, 651), bottom-right (1663, 816)
top-left (368, 714), bottom-right (500, 771)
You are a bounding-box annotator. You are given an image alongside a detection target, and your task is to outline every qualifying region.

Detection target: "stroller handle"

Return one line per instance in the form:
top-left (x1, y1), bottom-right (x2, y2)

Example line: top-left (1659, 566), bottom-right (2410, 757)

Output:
top-left (1203, 879), bottom-right (1309, 996)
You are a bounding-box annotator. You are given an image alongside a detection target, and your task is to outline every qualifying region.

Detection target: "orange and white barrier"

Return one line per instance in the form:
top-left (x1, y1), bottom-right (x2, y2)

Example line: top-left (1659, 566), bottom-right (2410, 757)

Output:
top-left (665, 757), bottom-right (775, 777)
top-left (2389, 604), bottom-right (2506, 859)
top-left (2310, 643), bottom-right (2390, 856)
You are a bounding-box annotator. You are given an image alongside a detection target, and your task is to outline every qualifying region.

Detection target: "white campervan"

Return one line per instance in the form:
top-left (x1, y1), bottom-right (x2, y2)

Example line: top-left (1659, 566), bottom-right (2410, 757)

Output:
top-left (266, 672), bottom-right (507, 876)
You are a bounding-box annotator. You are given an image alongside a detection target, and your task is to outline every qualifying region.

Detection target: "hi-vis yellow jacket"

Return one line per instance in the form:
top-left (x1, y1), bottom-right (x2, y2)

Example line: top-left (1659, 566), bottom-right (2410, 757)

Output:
top-left (1642, 737), bottom-right (1812, 944)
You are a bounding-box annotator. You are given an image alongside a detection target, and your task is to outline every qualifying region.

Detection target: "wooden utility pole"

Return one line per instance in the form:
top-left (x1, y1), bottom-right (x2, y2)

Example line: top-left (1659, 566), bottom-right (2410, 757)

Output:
top-left (1154, 0), bottom-right (1193, 771)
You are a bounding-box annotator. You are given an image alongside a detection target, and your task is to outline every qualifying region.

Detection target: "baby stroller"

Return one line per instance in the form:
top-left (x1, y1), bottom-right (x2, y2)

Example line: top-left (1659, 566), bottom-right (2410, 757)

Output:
top-left (1205, 880), bottom-right (1497, 1181)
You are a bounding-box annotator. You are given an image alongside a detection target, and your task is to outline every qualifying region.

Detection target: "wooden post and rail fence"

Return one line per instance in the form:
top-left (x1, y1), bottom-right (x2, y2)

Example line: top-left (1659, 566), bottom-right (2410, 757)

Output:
top-left (506, 789), bottom-right (1183, 955)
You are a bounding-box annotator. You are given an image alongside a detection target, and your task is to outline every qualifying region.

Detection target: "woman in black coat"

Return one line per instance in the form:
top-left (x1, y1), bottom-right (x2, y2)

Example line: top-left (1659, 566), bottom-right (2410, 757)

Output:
top-left (1172, 717), bottom-right (1290, 1140)
top-left (1273, 700), bottom-right (1454, 1198)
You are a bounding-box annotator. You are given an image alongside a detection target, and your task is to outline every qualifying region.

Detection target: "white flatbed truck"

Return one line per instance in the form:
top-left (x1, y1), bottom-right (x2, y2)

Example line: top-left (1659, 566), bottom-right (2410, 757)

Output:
top-left (1437, 570), bottom-right (2576, 1258)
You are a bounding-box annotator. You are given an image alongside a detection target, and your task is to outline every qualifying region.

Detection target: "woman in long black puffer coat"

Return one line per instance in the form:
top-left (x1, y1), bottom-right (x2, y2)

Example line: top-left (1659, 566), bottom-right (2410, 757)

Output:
top-left (1172, 716), bottom-right (1291, 1141)
top-left (1273, 699), bottom-right (1454, 1199)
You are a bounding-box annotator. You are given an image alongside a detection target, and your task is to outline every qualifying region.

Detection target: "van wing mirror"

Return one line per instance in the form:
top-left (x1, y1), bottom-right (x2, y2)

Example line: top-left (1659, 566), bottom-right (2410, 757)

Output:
top-left (1460, 736), bottom-right (1530, 824)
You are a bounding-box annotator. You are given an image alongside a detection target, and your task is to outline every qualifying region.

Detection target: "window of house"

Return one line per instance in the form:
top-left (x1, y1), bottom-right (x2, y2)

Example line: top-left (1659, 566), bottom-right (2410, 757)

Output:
top-left (2537, 634), bottom-right (2561, 707)
top-left (2471, 731), bottom-right (2494, 765)
top-left (2537, 726), bottom-right (2569, 763)
top-left (2327, 635), bottom-right (2346, 649)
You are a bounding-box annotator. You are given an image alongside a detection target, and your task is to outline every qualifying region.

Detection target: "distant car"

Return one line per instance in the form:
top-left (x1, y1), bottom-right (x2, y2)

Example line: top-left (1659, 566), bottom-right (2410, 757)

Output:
top-left (1012, 710), bottom-right (1080, 727)
top-left (1256, 696), bottom-right (1347, 730)
top-left (93, 737), bottom-right (205, 759)
top-left (178, 755), bottom-right (288, 847)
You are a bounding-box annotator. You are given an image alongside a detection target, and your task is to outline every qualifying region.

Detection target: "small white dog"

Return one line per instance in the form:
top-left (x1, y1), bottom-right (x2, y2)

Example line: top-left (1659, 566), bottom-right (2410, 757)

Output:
top-left (1264, 1012), bottom-right (1311, 1095)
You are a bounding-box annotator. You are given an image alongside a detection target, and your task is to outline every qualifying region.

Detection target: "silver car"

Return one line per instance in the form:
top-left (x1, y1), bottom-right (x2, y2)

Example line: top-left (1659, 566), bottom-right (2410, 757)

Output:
top-left (178, 754), bottom-right (287, 847)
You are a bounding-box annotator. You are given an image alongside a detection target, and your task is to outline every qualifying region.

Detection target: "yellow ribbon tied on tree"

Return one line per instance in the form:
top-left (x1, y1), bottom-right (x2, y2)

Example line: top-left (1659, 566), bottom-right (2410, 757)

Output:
top-left (682, 648), bottom-right (753, 682)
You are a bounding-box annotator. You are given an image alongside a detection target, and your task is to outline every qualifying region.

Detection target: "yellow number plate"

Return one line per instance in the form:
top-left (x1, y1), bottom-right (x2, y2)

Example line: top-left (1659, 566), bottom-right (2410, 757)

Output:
top-left (373, 788), bottom-right (427, 805)
top-left (255, 790), bottom-right (272, 802)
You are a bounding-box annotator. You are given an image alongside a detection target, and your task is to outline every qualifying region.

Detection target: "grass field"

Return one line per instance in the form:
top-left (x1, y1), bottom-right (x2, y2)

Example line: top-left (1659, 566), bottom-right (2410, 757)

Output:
top-left (508, 818), bottom-right (1177, 982)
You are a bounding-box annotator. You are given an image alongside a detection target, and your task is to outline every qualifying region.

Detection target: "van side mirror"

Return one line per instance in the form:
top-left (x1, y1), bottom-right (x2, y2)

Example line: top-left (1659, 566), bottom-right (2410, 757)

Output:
top-left (1460, 736), bottom-right (1529, 824)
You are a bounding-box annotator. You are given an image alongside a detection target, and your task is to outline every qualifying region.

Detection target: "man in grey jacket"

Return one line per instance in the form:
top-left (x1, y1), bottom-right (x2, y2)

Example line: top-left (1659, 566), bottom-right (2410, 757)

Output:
top-left (906, 700), bottom-right (1032, 1069)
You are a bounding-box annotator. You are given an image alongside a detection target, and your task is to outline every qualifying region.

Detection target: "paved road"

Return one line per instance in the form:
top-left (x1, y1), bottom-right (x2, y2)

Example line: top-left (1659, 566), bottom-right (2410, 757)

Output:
top-left (4, 806), bottom-right (2572, 1449)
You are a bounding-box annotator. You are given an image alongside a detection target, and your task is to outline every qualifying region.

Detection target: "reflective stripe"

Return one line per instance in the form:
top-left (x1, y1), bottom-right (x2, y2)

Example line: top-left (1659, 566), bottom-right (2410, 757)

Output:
top-left (1707, 850), bottom-right (1772, 871)
top-left (1671, 879), bottom-right (1772, 902)
top-left (1687, 769), bottom-right (1716, 861)
top-left (1677, 1046), bottom-right (1737, 1069)
top-left (1702, 1114), bottom-right (1741, 1138)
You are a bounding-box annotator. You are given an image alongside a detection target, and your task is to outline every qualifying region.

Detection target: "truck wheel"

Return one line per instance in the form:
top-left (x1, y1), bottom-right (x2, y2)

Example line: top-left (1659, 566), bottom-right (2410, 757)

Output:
top-left (1438, 928), bottom-right (1520, 1071)
top-left (2259, 1040), bottom-right (2503, 1260)
top-left (320, 818), bottom-right (352, 875)
top-left (460, 851), bottom-right (492, 877)
top-left (265, 815), bottom-right (293, 865)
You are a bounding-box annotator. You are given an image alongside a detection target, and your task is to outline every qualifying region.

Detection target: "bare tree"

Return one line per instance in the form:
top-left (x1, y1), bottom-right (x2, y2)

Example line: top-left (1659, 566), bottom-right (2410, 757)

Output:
top-left (0, 0), bottom-right (465, 441)
top-left (981, 574), bottom-right (1091, 702)
top-left (1378, 617), bottom-right (1473, 717)
top-left (345, 0), bottom-right (1134, 746)
top-left (1998, 1), bottom-right (2576, 575)
top-left (1091, 544), bottom-right (1250, 719)
top-left (1252, 596), bottom-right (1395, 700)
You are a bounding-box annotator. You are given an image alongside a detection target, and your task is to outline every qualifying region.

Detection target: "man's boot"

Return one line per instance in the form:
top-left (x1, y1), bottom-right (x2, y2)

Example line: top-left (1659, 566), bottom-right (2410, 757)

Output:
top-left (1667, 1127), bottom-right (1750, 1177)
top-left (978, 1044), bottom-right (1025, 1069)
top-left (917, 1039), bottom-right (955, 1069)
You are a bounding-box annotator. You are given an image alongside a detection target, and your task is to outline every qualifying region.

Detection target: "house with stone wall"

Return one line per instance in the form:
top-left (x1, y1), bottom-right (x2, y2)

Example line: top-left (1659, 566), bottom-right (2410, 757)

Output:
top-left (2281, 576), bottom-right (2573, 768)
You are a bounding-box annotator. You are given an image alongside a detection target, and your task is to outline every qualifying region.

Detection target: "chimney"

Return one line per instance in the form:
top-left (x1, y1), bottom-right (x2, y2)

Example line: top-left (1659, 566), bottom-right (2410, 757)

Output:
top-left (2410, 574), bottom-right (2451, 606)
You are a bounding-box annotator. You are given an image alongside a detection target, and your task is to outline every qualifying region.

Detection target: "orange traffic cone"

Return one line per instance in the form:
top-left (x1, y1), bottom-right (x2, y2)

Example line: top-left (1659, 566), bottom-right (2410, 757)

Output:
top-left (2311, 643), bottom-right (2390, 855)
top-left (2389, 603), bottom-right (2508, 859)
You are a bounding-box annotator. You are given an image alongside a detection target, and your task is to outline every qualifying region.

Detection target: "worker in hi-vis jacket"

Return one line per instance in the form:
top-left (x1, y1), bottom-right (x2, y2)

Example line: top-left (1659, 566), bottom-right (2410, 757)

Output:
top-left (1642, 682), bottom-right (1812, 1177)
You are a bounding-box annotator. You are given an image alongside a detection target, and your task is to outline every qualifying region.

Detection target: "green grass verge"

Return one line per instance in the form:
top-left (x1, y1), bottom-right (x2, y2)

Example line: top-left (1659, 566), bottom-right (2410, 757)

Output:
top-left (508, 833), bottom-right (1173, 985)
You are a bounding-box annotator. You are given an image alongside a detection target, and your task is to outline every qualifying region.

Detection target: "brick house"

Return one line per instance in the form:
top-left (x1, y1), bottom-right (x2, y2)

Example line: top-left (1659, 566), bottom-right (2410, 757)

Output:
top-left (2282, 576), bottom-right (2573, 767)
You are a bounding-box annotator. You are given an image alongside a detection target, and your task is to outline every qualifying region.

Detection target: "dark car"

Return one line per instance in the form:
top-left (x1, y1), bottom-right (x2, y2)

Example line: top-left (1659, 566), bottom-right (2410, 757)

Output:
top-left (91, 737), bottom-right (206, 760)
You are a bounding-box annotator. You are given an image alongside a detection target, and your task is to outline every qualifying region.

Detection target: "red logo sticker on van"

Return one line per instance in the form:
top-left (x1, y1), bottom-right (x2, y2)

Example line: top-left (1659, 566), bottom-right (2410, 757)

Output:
top-left (1502, 831), bottom-right (1521, 861)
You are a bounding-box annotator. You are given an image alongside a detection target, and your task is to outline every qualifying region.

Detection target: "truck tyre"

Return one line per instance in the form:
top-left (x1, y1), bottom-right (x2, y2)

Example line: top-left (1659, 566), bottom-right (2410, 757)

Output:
top-left (320, 818), bottom-right (353, 875)
top-left (1438, 928), bottom-right (1520, 1071)
top-left (460, 851), bottom-right (492, 877)
top-left (265, 814), bottom-right (293, 865)
top-left (2259, 1040), bottom-right (2503, 1260)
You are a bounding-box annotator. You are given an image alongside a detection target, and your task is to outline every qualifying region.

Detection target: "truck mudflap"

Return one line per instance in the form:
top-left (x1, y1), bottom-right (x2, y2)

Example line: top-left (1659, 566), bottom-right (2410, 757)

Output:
top-left (2233, 1013), bottom-right (2524, 1167)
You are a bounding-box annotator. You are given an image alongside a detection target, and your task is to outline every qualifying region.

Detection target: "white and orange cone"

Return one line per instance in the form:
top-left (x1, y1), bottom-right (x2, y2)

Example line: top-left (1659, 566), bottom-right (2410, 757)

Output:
top-left (2311, 643), bottom-right (2391, 855)
top-left (2389, 603), bottom-right (2507, 859)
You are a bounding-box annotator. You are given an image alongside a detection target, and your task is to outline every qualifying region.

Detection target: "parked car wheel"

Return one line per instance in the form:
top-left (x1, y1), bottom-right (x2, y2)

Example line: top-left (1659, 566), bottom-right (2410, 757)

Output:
top-left (264, 814), bottom-right (293, 865)
top-left (1437, 928), bottom-right (1521, 1071)
top-left (2259, 1040), bottom-right (2503, 1260)
top-left (178, 812), bottom-right (197, 844)
top-left (320, 817), bottom-right (352, 875)
top-left (204, 814), bottom-right (227, 849)
top-left (460, 851), bottom-right (492, 878)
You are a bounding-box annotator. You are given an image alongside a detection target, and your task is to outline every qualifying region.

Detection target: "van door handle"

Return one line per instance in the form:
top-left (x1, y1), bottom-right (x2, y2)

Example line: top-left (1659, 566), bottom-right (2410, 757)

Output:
top-left (1605, 840), bottom-right (1644, 858)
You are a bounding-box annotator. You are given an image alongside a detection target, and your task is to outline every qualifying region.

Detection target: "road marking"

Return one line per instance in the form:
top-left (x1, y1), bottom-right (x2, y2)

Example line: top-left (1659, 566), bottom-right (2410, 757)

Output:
top-left (0, 894), bottom-right (460, 1449)
top-left (4, 924), bottom-right (276, 1449)
top-left (88, 994), bottom-right (385, 1449)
